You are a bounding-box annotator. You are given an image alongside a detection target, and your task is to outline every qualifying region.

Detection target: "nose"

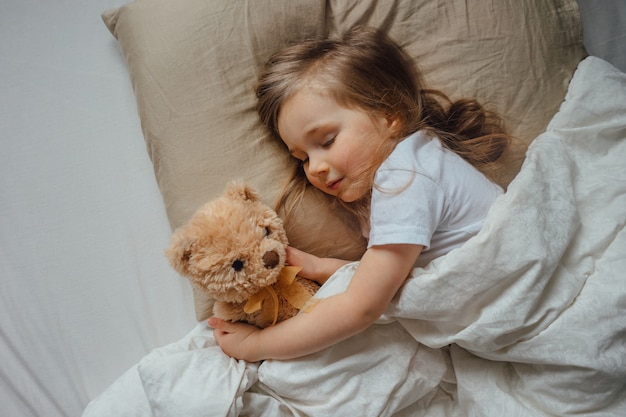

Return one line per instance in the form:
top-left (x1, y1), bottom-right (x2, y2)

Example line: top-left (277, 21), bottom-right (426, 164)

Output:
top-left (307, 154), bottom-right (328, 178)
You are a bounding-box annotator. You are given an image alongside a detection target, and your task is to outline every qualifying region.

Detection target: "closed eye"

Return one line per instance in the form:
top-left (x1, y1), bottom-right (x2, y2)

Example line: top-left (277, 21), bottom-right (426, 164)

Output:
top-left (322, 137), bottom-right (335, 147)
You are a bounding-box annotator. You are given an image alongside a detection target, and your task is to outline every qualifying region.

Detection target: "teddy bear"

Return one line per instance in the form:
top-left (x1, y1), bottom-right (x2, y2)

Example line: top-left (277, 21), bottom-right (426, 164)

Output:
top-left (166, 181), bottom-right (320, 328)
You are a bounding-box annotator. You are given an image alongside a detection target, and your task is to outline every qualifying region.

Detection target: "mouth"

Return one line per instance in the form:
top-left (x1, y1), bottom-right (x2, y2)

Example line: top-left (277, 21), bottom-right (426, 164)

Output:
top-left (326, 178), bottom-right (343, 191)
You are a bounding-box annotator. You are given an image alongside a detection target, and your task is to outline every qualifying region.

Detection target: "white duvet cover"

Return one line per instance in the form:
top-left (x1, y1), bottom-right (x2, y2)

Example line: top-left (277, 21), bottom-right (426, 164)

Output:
top-left (83, 56), bottom-right (626, 417)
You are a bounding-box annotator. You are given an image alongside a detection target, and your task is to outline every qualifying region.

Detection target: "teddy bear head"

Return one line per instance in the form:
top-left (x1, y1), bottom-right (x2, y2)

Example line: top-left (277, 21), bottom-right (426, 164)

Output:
top-left (166, 181), bottom-right (289, 304)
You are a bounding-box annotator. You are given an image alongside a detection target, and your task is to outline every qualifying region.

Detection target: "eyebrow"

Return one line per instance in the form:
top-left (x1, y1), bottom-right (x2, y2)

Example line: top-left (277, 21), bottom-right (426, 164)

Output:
top-left (304, 125), bottom-right (322, 137)
top-left (286, 125), bottom-right (322, 155)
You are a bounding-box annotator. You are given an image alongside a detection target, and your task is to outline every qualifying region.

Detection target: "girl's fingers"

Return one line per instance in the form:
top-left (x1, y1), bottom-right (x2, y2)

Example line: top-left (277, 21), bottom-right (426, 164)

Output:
top-left (208, 317), bottom-right (229, 330)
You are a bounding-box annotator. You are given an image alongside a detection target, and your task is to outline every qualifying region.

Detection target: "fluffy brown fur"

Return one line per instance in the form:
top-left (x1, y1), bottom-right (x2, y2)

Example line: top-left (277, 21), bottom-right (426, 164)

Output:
top-left (166, 181), bottom-right (319, 328)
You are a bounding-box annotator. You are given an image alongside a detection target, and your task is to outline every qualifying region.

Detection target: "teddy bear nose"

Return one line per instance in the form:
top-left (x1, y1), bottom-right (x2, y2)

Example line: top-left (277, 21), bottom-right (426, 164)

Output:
top-left (262, 250), bottom-right (280, 269)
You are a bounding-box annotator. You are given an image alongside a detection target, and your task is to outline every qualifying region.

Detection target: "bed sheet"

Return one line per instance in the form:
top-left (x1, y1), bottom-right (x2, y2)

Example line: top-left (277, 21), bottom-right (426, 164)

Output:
top-left (0, 2), bottom-right (196, 417)
top-left (576, 0), bottom-right (626, 72)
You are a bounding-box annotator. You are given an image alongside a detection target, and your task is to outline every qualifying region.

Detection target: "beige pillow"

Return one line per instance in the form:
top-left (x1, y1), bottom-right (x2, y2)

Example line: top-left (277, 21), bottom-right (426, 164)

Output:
top-left (103, 0), bottom-right (585, 320)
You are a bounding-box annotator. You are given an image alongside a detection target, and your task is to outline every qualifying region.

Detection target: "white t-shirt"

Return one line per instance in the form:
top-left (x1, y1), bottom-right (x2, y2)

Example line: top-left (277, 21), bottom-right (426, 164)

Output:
top-left (367, 130), bottom-right (503, 267)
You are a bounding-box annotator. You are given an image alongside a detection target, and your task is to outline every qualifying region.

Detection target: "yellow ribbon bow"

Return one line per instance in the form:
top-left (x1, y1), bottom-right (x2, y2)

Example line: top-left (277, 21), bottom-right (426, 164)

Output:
top-left (243, 265), bottom-right (314, 326)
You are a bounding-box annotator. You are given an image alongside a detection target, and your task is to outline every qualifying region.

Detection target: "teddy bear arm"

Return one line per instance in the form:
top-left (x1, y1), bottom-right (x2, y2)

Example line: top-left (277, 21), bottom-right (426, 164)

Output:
top-left (213, 300), bottom-right (276, 328)
top-left (212, 300), bottom-right (249, 323)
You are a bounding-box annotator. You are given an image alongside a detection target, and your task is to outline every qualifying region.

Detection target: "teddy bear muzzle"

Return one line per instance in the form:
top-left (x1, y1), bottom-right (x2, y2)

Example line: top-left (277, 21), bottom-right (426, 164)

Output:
top-left (262, 250), bottom-right (280, 269)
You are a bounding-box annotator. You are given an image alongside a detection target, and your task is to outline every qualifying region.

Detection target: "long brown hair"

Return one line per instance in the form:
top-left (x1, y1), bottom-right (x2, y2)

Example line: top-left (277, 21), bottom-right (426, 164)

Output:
top-left (256, 26), bottom-right (511, 227)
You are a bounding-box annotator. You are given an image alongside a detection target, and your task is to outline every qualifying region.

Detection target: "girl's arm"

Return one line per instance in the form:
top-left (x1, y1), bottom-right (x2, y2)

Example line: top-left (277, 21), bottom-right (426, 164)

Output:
top-left (210, 243), bottom-right (423, 361)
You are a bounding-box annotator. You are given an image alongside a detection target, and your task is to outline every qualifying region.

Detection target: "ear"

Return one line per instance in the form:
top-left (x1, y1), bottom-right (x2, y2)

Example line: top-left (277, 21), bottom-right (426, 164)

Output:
top-left (223, 180), bottom-right (260, 203)
top-left (165, 230), bottom-right (195, 276)
top-left (385, 114), bottom-right (401, 134)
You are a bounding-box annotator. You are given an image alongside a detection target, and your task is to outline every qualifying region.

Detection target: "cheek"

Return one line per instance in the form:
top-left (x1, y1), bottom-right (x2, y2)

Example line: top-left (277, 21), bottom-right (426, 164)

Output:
top-left (340, 146), bottom-right (363, 174)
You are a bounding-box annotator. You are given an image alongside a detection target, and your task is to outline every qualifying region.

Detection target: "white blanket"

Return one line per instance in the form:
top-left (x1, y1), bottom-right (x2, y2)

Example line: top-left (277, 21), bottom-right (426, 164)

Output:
top-left (83, 56), bottom-right (626, 417)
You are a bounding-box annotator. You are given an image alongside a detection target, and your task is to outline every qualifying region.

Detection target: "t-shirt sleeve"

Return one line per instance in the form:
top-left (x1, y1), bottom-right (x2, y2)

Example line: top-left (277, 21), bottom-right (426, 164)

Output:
top-left (367, 168), bottom-right (445, 249)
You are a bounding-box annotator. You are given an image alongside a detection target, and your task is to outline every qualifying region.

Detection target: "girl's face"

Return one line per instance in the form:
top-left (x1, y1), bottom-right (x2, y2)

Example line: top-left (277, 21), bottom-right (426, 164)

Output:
top-left (277, 87), bottom-right (392, 202)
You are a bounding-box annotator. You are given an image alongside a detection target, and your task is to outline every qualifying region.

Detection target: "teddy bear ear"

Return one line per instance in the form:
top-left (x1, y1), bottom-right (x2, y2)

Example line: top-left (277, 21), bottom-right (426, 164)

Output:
top-left (165, 231), bottom-right (195, 276)
top-left (224, 180), bottom-right (260, 203)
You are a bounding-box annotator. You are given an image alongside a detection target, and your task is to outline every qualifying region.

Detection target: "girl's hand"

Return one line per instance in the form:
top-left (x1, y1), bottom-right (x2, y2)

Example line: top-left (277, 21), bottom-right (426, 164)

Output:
top-left (286, 246), bottom-right (320, 280)
top-left (286, 246), bottom-right (349, 285)
top-left (208, 317), bottom-right (263, 362)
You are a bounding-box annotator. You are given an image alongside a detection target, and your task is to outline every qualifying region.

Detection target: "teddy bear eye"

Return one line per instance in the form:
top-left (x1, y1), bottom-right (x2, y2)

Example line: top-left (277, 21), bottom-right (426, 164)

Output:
top-left (232, 259), bottom-right (244, 272)
top-left (264, 227), bottom-right (270, 237)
